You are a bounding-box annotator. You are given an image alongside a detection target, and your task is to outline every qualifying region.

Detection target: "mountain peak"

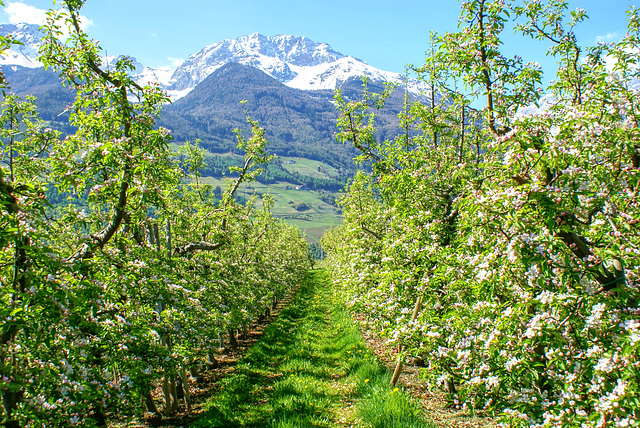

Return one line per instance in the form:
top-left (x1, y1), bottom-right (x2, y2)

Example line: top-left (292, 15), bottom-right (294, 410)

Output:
top-left (0, 25), bottom-right (430, 101)
top-left (167, 33), bottom-right (408, 96)
top-left (241, 33), bottom-right (346, 66)
top-left (0, 23), bottom-right (44, 68)
top-left (205, 33), bottom-right (346, 67)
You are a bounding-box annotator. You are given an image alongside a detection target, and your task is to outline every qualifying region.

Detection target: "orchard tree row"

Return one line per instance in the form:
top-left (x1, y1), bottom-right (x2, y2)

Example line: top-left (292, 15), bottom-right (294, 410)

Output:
top-left (323, 0), bottom-right (639, 426)
top-left (0, 1), bottom-right (309, 427)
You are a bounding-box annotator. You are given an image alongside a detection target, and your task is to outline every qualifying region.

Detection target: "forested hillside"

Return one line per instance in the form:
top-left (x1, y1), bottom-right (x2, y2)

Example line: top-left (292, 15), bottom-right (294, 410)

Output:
top-left (159, 62), bottom-right (417, 171)
top-left (189, 152), bottom-right (348, 191)
top-left (3, 52), bottom-right (416, 173)
top-left (1, 65), bottom-right (75, 133)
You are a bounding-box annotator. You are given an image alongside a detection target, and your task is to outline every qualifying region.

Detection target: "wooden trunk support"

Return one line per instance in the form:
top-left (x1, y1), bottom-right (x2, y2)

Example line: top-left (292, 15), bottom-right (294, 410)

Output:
top-left (391, 296), bottom-right (423, 387)
top-left (180, 368), bottom-right (192, 412)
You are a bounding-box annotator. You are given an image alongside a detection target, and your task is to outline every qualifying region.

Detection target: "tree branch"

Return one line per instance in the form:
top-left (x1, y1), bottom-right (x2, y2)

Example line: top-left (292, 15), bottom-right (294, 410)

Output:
top-left (360, 223), bottom-right (382, 240)
top-left (174, 240), bottom-right (226, 256)
top-left (66, 6), bottom-right (142, 92)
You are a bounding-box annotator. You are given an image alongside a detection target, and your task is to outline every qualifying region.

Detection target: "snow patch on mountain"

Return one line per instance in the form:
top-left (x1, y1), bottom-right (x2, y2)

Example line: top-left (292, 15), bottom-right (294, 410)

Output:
top-left (167, 32), bottom-right (344, 92)
top-left (167, 32), bottom-right (431, 99)
top-left (0, 23), bottom-right (43, 68)
top-left (102, 55), bottom-right (174, 87)
top-left (0, 25), bottom-right (431, 100)
top-left (285, 56), bottom-right (410, 91)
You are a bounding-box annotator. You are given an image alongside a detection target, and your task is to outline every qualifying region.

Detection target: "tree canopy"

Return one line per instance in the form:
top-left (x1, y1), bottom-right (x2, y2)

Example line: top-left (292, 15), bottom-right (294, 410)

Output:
top-left (323, 1), bottom-right (640, 426)
top-left (0, 2), bottom-right (309, 426)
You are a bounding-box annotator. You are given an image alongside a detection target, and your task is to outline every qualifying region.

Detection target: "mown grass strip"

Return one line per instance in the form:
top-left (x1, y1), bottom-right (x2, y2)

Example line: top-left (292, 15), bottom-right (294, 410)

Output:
top-left (194, 269), bottom-right (435, 428)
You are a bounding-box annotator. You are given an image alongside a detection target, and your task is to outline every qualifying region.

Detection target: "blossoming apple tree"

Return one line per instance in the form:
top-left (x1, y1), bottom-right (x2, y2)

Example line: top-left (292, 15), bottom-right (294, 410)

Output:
top-left (323, 1), bottom-right (640, 426)
top-left (0, 1), bottom-right (309, 427)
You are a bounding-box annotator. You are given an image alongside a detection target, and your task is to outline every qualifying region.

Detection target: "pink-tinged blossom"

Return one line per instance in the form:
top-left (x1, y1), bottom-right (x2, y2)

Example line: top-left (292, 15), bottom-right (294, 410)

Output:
top-left (584, 303), bottom-right (607, 330)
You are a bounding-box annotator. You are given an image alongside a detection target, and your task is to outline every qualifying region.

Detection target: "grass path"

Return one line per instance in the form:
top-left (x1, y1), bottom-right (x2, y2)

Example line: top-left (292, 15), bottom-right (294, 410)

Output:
top-left (193, 269), bottom-right (435, 428)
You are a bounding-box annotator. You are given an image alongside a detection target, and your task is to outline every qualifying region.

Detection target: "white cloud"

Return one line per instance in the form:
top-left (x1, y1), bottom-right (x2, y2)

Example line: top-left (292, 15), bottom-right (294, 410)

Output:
top-left (5, 2), bottom-right (47, 25)
top-left (168, 57), bottom-right (184, 68)
top-left (596, 32), bottom-right (619, 43)
top-left (77, 16), bottom-right (94, 31)
top-left (4, 2), bottom-right (93, 31)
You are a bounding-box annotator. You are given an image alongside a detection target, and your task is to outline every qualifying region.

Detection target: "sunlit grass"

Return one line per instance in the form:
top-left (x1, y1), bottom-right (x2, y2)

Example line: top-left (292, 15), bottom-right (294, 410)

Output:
top-left (193, 270), bottom-right (435, 427)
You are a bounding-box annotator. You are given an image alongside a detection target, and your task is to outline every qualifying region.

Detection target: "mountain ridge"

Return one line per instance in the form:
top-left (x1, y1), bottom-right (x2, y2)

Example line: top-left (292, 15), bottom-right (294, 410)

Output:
top-left (0, 23), bottom-right (43, 68)
top-left (0, 24), bottom-right (430, 100)
top-left (166, 32), bottom-right (429, 98)
top-left (158, 62), bottom-right (412, 170)
top-left (158, 62), bottom-right (355, 169)
top-left (0, 24), bottom-right (420, 171)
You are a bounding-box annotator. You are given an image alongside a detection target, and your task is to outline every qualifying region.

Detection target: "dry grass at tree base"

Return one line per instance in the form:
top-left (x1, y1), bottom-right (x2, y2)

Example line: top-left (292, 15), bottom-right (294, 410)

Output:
top-left (354, 314), bottom-right (498, 428)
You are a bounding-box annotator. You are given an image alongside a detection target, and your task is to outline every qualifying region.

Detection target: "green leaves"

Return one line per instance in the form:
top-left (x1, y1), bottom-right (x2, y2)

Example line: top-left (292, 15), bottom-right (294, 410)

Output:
top-left (0, 1), bottom-right (309, 426)
top-left (325, 1), bottom-right (640, 425)
top-left (334, 78), bottom-right (398, 170)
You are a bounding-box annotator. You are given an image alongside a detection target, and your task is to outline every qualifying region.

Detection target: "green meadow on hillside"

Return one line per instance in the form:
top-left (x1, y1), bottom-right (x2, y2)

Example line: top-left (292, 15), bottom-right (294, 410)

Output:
top-left (199, 174), bottom-right (343, 241)
top-left (172, 143), bottom-right (347, 240)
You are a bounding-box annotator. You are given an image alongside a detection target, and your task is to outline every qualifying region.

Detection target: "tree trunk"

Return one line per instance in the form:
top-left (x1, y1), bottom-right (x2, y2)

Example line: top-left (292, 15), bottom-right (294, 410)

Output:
top-left (180, 368), bottom-right (192, 412)
top-left (144, 390), bottom-right (159, 414)
top-left (228, 329), bottom-right (238, 348)
top-left (162, 376), bottom-right (179, 416)
top-left (391, 296), bottom-right (423, 387)
top-left (2, 388), bottom-right (23, 428)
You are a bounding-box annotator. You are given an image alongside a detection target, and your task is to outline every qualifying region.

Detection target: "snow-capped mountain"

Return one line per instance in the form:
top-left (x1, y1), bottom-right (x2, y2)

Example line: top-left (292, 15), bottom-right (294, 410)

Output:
top-left (0, 23), bottom-right (43, 68)
top-left (101, 54), bottom-right (174, 87)
top-left (0, 23), bottom-right (173, 87)
top-left (0, 25), bottom-right (421, 171)
top-left (0, 25), bottom-right (428, 100)
top-left (167, 32), bottom-right (429, 97)
top-left (169, 33), bottom-right (345, 91)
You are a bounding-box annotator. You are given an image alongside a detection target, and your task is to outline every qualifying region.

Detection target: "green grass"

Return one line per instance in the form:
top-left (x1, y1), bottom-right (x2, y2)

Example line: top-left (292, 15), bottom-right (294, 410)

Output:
top-left (198, 177), bottom-right (342, 238)
top-left (279, 157), bottom-right (340, 179)
top-left (193, 270), bottom-right (434, 428)
top-left (175, 150), bottom-right (345, 235)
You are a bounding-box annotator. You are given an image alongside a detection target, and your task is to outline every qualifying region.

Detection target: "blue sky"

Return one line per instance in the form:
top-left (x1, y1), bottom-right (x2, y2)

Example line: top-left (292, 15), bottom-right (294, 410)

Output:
top-left (1, 0), bottom-right (638, 76)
